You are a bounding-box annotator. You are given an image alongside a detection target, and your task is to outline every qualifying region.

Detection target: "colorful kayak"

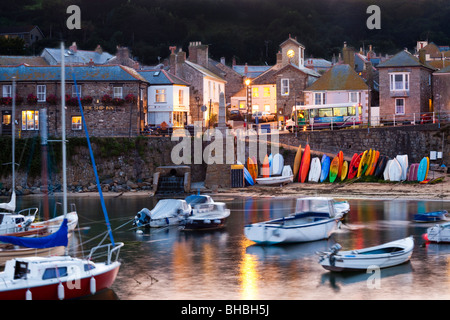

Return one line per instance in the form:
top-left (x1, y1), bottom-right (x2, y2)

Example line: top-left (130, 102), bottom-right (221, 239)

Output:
top-left (293, 144), bottom-right (302, 181)
top-left (262, 155), bottom-right (270, 178)
top-left (299, 145), bottom-right (311, 183)
top-left (417, 157), bottom-right (429, 182)
top-left (320, 155), bottom-right (331, 183)
top-left (329, 156), bottom-right (340, 183)
top-left (347, 153), bottom-right (360, 180)
top-left (341, 161), bottom-right (348, 181)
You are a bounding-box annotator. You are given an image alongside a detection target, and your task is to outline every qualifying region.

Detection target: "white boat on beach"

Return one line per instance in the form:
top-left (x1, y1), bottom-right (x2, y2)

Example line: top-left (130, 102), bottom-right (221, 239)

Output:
top-left (424, 222), bottom-right (450, 243)
top-left (244, 197), bottom-right (349, 245)
top-left (318, 236), bottom-right (414, 272)
top-left (255, 165), bottom-right (293, 186)
top-left (133, 199), bottom-right (191, 228)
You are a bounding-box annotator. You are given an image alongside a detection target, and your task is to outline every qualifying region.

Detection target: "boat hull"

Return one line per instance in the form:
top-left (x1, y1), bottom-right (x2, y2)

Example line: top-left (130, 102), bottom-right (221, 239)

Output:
top-left (255, 176), bottom-right (293, 185)
top-left (319, 237), bottom-right (414, 272)
top-left (149, 216), bottom-right (183, 228)
top-left (0, 262), bottom-right (120, 300)
top-left (183, 217), bottom-right (228, 230)
top-left (425, 223), bottom-right (450, 243)
top-left (244, 216), bottom-right (340, 245)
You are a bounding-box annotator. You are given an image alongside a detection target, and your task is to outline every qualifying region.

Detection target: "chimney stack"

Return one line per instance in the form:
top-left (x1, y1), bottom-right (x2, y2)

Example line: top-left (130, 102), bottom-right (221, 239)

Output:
top-left (188, 41), bottom-right (209, 68)
top-left (419, 48), bottom-right (426, 64)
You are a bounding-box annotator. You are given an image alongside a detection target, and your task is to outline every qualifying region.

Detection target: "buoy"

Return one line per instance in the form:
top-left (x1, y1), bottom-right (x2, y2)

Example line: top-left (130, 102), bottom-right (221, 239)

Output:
top-left (58, 282), bottom-right (65, 300)
top-left (26, 289), bottom-right (32, 300)
top-left (90, 277), bottom-right (96, 295)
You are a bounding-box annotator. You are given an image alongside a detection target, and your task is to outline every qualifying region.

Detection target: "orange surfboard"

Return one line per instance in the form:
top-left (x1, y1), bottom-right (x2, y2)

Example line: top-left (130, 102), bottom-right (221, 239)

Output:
top-left (247, 157), bottom-right (257, 182)
top-left (299, 144), bottom-right (311, 183)
top-left (293, 144), bottom-right (302, 181)
top-left (262, 155), bottom-right (270, 178)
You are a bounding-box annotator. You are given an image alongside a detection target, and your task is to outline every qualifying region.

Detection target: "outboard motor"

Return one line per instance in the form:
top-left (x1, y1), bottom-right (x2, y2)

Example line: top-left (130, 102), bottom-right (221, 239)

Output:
top-left (133, 208), bottom-right (151, 227)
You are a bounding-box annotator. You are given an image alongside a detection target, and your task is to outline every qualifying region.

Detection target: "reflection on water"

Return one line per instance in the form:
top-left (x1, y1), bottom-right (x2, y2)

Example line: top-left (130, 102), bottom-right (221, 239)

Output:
top-left (3, 195), bottom-right (450, 300)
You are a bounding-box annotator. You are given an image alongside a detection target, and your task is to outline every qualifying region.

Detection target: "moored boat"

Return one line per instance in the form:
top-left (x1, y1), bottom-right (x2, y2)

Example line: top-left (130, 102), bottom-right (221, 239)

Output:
top-left (244, 197), bottom-right (349, 245)
top-left (318, 236), bottom-right (414, 272)
top-left (181, 202), bottom-right (230, 230)
top-left (413, 210), bottom-right (448, 223)
top-left (133, 199), bottom-right (191, 228)
top-left (423, 222), bottom-right (450, 243)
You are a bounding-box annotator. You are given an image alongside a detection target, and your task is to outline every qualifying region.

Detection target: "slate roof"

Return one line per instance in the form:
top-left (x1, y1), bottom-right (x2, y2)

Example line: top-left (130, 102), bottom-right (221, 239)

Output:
top-left (41, 47), bottom-right (113, 65)
top-left (184, 60), bottom-right (226, 82)
top-left (138, 69), bottom-right (189, 86)
top-left (434, 65), bottom-right (450, 74)
top-left (377, 50), bottom-right (436, 70)
top-left (0, 55), bottom-right (48, 66)
top-left (305, 64), bottom-right (368, 91)
top-left (232, 65), bottom-right (272, 78)
top-left (0, 64), bottom-right (148, 82)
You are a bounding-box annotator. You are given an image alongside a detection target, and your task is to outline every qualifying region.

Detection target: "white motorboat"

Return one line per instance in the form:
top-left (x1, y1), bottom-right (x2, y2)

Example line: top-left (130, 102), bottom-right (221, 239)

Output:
top-left (244, 197), bottom-right (349, 245)
top-left (0, 243), bottom-right (123, 300)
top-left (182, 202), bottom-right (230, 230)
top-left (255, 165), bottom-right (293, 186)
top-left (318, 236), bottom-right (414, 272)
top-left (133, 199), bottom-right (191, 228)
top-left (423, 222), bottom-right (450, 243)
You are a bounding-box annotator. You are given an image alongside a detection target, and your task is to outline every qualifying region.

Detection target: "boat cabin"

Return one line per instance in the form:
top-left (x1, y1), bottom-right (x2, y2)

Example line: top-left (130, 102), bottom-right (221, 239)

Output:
top-left (3, 256), bottom-right (96, 282)
top-left (294, 197), bottom-right (336, 217)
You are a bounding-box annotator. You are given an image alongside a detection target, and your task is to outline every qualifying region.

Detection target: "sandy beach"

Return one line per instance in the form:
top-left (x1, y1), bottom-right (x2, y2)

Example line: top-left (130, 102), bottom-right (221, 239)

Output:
top-left (29, 170), bottom-right (448, 202)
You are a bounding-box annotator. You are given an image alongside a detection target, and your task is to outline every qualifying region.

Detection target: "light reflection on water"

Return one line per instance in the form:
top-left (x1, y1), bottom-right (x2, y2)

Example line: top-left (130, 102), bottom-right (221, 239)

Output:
top-left (6, 195), bottom-right (450, 300)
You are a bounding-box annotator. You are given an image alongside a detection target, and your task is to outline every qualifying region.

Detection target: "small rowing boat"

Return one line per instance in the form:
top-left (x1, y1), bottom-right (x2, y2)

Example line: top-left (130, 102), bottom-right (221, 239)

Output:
top-left (318, 236), bottom-right (414, 272)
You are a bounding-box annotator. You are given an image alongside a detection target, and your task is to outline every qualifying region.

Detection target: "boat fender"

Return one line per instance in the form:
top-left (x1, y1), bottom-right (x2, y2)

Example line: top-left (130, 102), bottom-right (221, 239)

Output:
top-left (58, 282), bottom-right (65, 300)
top-left (26, 289), bottom-right (32, 300)
top-left (165, 217), bottom-right (170, 225)
top-left (90, 277), bottom-right (96, 295)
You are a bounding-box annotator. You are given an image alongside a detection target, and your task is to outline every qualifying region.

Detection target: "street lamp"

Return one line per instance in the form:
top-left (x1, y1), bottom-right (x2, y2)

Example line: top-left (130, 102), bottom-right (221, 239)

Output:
top-left (245, 78), bottom-right (252, 130)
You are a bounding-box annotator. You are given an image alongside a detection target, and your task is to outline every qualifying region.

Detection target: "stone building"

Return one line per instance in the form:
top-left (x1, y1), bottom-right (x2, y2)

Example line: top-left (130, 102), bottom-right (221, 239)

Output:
top-left (167, 42), bottom-right (226, 126)
top-left (0, 64), bottom-right (148, 137)
top-left (433, 65), bottom-right (450, 114)
top-left (243, 35), bottom-right (320, 122)
top-left (377, 50), bottom-right (436, 120)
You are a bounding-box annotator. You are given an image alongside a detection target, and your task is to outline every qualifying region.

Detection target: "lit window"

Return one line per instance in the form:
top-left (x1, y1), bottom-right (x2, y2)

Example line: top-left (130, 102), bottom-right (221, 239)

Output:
top-left (21, 110), bottom-right (39, 130)
top-left (281, 79), bottom-right (289, 96)
top-left (263, 87), bottom-right (271, 97)
top-left (395, 98), bottom-right (405, 115)
top-left (264, 104), bottom-right (271, 112)
top-left (252, 88), bottom-right (259, 98)
top-left (113, 87), bottom-right (123, 99)
top-left (37, 85), bottom-right (46, 102)
top-left (155, 89), bottom-right (166, 103)
top-left (72, 116), bottom-right (82, 130)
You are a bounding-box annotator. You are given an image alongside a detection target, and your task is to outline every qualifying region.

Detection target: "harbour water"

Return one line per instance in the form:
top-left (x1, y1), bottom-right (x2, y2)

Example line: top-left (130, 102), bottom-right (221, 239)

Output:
top-left (8, 195), bottom-right (450, 300)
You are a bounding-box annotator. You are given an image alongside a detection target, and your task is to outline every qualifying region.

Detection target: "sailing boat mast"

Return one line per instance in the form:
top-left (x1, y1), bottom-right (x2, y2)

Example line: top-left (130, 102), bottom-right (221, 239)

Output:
top-left (11, 77), bottom-right (16, 199)
top-left (61, 42), bottom-right (67, 219)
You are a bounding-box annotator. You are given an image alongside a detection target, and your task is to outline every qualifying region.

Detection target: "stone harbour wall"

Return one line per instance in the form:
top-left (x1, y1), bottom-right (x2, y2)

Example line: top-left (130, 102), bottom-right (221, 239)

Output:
top-left (278, 123), bottom-right (449, 166)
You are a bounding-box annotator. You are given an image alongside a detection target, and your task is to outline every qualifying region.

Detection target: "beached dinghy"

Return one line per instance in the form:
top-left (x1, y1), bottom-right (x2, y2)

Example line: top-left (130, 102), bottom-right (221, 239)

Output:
top-left (255, 165), bottom-right (293, 186)
top-left (244, 197), bottom-right (349, 245)
top-left (423, 222), bottom-right (450, 243)
top-left (133, 199), bottom-right (191, 228)
top-left (318, 236), bottom-right (414, 272)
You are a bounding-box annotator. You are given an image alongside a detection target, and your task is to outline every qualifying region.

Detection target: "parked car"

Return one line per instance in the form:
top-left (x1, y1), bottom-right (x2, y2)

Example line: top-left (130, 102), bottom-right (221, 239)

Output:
top-left (228, 109), bottom-right (244, 121)
top-left (252, 111), bottom-right (276, 122)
